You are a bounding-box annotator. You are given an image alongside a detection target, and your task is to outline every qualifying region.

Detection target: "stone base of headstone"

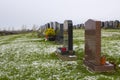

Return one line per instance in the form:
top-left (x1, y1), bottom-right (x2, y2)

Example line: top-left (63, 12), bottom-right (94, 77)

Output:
top-left (55, 48), bottom-right (77, 61)
top-left (83, 60), bottom-right (115, 72)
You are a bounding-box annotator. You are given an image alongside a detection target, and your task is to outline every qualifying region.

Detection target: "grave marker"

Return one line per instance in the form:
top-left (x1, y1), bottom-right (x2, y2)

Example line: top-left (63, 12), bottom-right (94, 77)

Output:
top-left (55, 23), bottom-right (63, 44)
top-left (45, 23), bottom-right (50, 30)
top-left (50, 22), bottom-right (54, 28)
top-left (104, 21), bottom-right (109, 28)
top-left (63, 20), bottom-right (73, 53)
top-left (109, 21), bottom-right (114, 28)
top-left (84, 19), bottom-right (114, 72)
top-left (56, 20), bottom-right (77, 61)
top-left (113, 20), bottom-right (119, 28)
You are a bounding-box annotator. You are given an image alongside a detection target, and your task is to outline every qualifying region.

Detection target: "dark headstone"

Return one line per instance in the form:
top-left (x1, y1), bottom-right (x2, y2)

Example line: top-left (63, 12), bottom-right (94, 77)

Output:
top-left (63, 20), bottom-right (73, 53)
top-left (84, 19), bottom-right (114, 72)
top-left (101, 22), bottom-right (104, 28)
top-left (46, 23), bottom-right (50, 28)
top-left (113, 20), bottom-right (119, 28)
top-left (50, 22), bottom-right (54, 28)
top-left (80, 23), bottom-right (85, 29)
top-left (56, 20), bottom-right (76, 61)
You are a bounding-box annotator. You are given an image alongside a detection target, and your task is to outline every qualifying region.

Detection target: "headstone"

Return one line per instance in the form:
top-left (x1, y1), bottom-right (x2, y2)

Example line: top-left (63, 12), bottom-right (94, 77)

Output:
top-left (109, 21), bottom-right (114, 28)
top-left (113, 20), bottom-right (119, 28)
top-left (104, 21), bottom-right (109, 28)
top-left (63, 20), bottom-right (73, 54)
top-left (101, 22), bottom-right (104, 28)
top-left (84, 19), bottom-right (114, 72)
top-left (53, 22), bottom-right (58, 30)
top-left (50, 22), bottom-right (54, 28)
top-left (84, 19), bottom-right (101, 65)
top-left (55, 23), bottom-right (63, 44)
top-left (46, 23), bottom-right (50, 29)
top-left (80, 23), bottom-right (85, 29)
top-left (56, 20), bottom-right (76, 61)
top-left (76, 24), bottom-right (80, 29)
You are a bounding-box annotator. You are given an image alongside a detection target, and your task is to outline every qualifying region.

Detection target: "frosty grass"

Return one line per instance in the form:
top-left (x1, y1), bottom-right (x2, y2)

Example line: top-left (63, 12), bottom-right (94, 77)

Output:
top-left (0, 29), bottom-right (120, 80)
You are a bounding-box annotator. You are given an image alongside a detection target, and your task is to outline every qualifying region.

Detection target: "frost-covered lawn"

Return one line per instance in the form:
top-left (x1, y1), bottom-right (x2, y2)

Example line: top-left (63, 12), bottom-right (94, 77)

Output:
top-left (0, 30), bottom-right (120, 80)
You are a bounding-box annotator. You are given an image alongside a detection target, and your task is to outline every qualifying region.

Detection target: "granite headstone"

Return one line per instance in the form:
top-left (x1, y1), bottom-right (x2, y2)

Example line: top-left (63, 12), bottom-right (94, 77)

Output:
top-left (63, 20), bottom-right (73, 54)
top-left (84, 19), bottom-right (114, 72)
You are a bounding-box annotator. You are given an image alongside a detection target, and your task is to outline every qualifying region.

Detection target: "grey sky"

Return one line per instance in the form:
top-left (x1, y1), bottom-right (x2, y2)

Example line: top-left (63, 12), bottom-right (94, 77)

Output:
top-left (0, 0), bottom-right (120, 30)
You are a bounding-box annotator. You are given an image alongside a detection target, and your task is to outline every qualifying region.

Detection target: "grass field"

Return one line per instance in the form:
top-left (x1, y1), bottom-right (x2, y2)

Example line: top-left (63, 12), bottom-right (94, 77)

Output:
top-left (0, 29), bottom-right (120, 80)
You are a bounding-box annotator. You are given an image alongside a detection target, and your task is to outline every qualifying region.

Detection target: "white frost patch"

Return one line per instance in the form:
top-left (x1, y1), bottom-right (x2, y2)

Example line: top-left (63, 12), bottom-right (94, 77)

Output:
top-left (36, 78), bottom-right (42, 80)
top-left (102, 32), bottom-right (120, 37)
top-left (12, 38), bottom-right (43, 43)
top-left (73, 45), bottom-right (78, 50)
top-left (79, 44), bottom-right (84, 49)
top-left (0, 40), bottom-right (59, 56)
top-left (32, 61), bottom-right (38, 66)
top-left (101, 40), bottom-right (120, 57)
top-left (74, 44), bottom-right (84, 50)
top-left (102, 33), bottom-right (113, 37)
top-left (32, 60), bottom-right (77, 69)
top-left (118, 64), bottom-right (120, 68)
top-left (44, 46), bottom-right (57, 53)
top-left (73, 37), bottom-right (84, 40)
top-left (83, 75), bottom-right (114, 80)
top-left (83, 76), bottom-right (97, 80)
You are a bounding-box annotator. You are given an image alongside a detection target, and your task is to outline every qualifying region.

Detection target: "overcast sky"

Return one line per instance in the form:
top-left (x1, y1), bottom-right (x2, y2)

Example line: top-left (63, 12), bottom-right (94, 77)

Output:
top-left (0, 0), bottom-right (120, 30)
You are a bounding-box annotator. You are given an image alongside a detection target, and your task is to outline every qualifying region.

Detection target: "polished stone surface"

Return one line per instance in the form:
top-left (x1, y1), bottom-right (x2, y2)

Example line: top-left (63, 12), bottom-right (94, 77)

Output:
top-left (84, 19), bottom-right (114, 72)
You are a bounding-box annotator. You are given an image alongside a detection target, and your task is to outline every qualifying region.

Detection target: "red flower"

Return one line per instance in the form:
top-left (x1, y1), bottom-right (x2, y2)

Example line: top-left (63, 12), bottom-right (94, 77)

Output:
top-left (61, 48), bottom-right (66, 52)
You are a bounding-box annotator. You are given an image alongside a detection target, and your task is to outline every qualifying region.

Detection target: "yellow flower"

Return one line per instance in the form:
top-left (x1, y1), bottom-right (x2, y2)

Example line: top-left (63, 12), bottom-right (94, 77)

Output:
top-left (45, 28), bottom-right (55, 36)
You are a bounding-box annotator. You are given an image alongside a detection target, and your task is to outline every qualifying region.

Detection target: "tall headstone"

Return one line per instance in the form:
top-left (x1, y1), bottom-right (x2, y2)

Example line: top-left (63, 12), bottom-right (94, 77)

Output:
top-left (56, 20), bottom-right (76, 61)
top-left (53, 22), bottom-right (58, 30)
top-left (45, 23), bottom-right (50, 29)
top-left (84, 19), bottom-right (114, 72)
top-left (101, 22), bottom-right (104, 28)
top-left (84, 19), bottom-right (101, 65)
top-left (63, 20), bottom-right (73, 54)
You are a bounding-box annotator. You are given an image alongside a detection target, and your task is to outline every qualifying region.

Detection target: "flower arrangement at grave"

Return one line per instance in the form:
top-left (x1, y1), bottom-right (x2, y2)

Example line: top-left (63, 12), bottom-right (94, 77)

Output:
top-left (45, 28), bottom-right (56, 41)
top-left (100, 55), bottom-right (106, 65)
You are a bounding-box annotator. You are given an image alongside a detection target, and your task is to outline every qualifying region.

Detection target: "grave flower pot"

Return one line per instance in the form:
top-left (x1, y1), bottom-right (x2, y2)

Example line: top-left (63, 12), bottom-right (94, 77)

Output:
top-left (45, 28), bottom-right (56, 41)
top-left (101, 56), bottom-right (106, 65)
